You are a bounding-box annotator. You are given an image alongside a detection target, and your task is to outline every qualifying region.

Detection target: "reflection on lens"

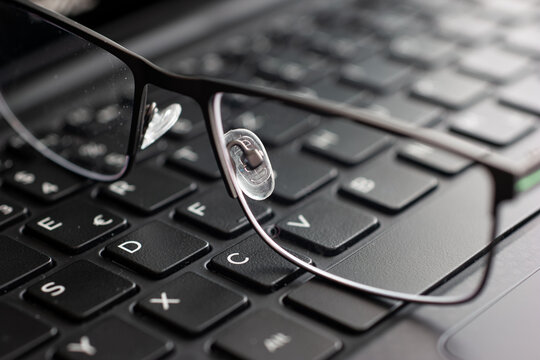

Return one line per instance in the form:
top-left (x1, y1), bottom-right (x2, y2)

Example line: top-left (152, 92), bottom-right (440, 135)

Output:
top-left (0, 3), bottom-right (134, 179)
top-left (216, 93), bottom-right (496, 303)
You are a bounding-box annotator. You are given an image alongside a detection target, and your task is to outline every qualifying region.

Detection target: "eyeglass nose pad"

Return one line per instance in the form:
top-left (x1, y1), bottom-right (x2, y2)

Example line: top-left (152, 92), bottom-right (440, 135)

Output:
top-left (225, 128), bottom-right (275, 200)
top-left (140, 102), bottom-right (182, 150)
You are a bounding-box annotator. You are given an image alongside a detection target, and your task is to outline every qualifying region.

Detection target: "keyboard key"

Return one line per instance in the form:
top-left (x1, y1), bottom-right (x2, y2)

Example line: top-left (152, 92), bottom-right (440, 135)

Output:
top-left (0, 157), bottom-right (13, 173)
top-left (168, 136), bottom-right (221, 180)
top-left (231, 102), bottom-right (319, 147)
top-left (286, 279), bottom-right (394, 332)
top-left (137, 272), bottom-right (248, 335)
top-left (340, 56), bottom-right (412, 94)
top-left (102, 166), bottom-right (196, 214)
top-left (398, 142), bottom-right (472, 175)
top-left (175, 187), bottom-right (272, 238)
top-left (214, 309), bottom-right (342, 360)
top-left (504, 26), bottom-right (540, 59)
top-left (210, 234), bottom-right (308, 292)
top-left (500, 76), bottom-right (540, 116)
top-left (308, 33), bottom-right (380, 61)
top-left (104, 221), bottom-right (209, 278)
top-left (459, 47), bottom-right (530, 84)
top-left (0, 302), bottom-right (57, 359)
top-left (367, 93), bottom-right (443, 127)
top-left (271, 151), bottom-right (338, 203)
top-left (411, 70), bottom-right (489, 109)
top-left (0, 196), bottom-right (26, 229)
top-left (56, 316), bottom-right (173, 360)
top-left (3, 162), bottom-right (88, 203)
top-left (450, 101), bottom-right (535, 146)
top-left (389, 34), bottom-right (457, 68)
top-left (278, 198), bottom-right (378, 255)
top-left (436, 14), bottom-right (498, 45)
top-left (308, 78), bottom-right (361, 103)
top-left (26, 260), bottom-right (136, 320)
top-left (304, 119), bottom-right (392, 165)
top-left (341, 160), bottom-right (438, 213)
top-left (26, 201), bottom-right (127, 253)
top-left (0, 236), bottom-right (52, 292)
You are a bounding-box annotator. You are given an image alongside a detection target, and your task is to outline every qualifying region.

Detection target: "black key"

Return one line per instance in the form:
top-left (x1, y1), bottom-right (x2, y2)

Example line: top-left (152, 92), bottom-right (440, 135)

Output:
top-left (102, 166), bottom-right (196, 214)
top-left (411, 70), bottom-right (489, 109)
top-left (256, 57), bottom-right (313, 85)
top-left (231, 102), bottom-right (319, 147)
top-left (165, 98), bottom-right (206, 140)
top-left (505, 26), bottom-right (540, 59)
top-left (56, 317), bottom-right (173, 360)
top-left (137, 272), bottom-right (248, 335)
top-left (210, 234), bottom-right (308, 292)
top-left (3, 162), bottom-right (88, 203)
top-left (214, 309), bottom-right (342, 360)
top-left (304, 119), bottom-right (392, 165)
top-left (168, 136), bottom-right (221, 180)
top-left (104, 221), bottom-right (209, 278)
top-left (308, 33), bottom-right (380, 61)
top-left (459, 47), bottom-right (529, 84)
top-left (340, 56), bottom-right (411, 94)
top-left (436, 14), bottom-right (498, 45)
top-left (500, 76), bottom-right (540, 116)
top-left (271, 152), bottom-right (338, 203)
top-left (26, 260), bottom-right (136, 320)
top-left (308, 78), bottom-right (361, 103)
top-left (389, 35), bottom-right (457, 68)
top-left (398, 142), bottom-right (472, 175)
top-left (277, 199), bottom-right (378, 255)
top-left (286, 280), bottom-right (394, 332)
top-left (175, 187), bottom-right (272, 238)
top-left (0, 157), bottom-right (13, 173)
top-left (0, 302), bottom-right (57, 359)
top-left (26, 201), bottom-right (127, 253)
top-left (367, 93), bottom-right (443, 127)
top-left (341, 160), bottom-right (438, 213)
top-left (0, 236), bottom-right (52, 292)
top-left (450, 101), bottom-right (535, 146)
top-left (0, 197), bottom-right (26, 229)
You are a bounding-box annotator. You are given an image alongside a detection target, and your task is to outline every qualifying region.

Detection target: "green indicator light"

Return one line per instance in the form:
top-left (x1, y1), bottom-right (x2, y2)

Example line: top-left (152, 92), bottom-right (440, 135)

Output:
top-left (515, 169), bottom-right (540, 193)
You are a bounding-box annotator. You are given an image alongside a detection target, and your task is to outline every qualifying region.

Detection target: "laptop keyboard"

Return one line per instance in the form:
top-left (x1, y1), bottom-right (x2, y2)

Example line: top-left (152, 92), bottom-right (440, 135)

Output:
top-left (1, 0), bottom-right (540, 359)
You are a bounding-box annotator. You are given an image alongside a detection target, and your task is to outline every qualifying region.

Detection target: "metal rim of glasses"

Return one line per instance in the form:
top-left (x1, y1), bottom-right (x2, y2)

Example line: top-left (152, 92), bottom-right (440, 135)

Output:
top-left (2, 0), bottom-right (540, 304)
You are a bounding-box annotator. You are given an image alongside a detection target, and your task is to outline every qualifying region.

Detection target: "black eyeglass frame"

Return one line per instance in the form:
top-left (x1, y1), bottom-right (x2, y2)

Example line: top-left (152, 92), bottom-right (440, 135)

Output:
top-left (3, 0), bottom-right (540, 305)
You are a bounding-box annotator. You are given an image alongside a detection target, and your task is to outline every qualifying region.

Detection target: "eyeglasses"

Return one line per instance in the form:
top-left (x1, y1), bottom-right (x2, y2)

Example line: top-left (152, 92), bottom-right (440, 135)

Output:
top-left (2, 0), bottom-right (540, 305)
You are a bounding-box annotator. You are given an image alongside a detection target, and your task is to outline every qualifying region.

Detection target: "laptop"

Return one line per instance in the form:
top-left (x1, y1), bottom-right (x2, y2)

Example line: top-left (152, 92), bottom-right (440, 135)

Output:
top-left (1, 0), bottom-right (540, 359)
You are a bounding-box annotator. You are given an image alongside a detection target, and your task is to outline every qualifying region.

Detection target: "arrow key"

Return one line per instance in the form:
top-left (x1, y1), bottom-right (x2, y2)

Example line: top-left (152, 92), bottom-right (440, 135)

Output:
top-left (277, 199), bottom-right (378, 255)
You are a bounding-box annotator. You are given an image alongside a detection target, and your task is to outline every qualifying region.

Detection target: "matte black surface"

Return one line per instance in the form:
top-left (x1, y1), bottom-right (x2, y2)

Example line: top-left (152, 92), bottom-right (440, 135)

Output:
top-left (0, 236), bottom-right (52, 292)
top-left (26, 201), bottom-right (127, 253)
top-left (104, 221), bottom-right (209, 278)
top-left (368, 93), bottom-right (443, 127)
top-left (175, 187), bottom-right (272, 237)
top-left (102, 165), bottom-right (197, 214)
top-left (3, 162), bottom-right (88, 203)
top-left (167, 135), bottom-right (221, 179)
top-left (271, 151), bottom-right (338, 203)
top-left (26, 261), bottom-right (136, 320)
top-left (0, 302), bottom-right (57, 359)
top-left (411, 69), bottom-right (489, 109)
top-left (304, 119), bottom-right (392, 166)
top-left (137, 272), bottom-right (248, 335)
top-left (56, 316), bottom-right (172, 360)
top-left (398, 141), bottom-right (472, 175)
top-left (277, 198), bottom-right (378, 255)
top-left (286, 279), bottom-right (394, 332)
top-left (0, 196), bottom-right (26, 229)
top-left (214, 309), bottom-right (342, 360)
top-left (341, 160), bottom-right (438, 213)
top-left (210, 234), bottom-right (307, 292)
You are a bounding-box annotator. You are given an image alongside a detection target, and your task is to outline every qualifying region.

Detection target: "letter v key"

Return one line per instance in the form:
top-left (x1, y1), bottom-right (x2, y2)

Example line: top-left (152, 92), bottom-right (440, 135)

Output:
top-left (286, 215), bottom-right (310, 228)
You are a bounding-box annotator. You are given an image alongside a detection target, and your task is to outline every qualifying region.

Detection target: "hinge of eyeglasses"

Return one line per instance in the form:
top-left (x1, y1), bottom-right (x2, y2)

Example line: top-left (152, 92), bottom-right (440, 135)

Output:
top-left (140, 101), bottom-right (182, 150)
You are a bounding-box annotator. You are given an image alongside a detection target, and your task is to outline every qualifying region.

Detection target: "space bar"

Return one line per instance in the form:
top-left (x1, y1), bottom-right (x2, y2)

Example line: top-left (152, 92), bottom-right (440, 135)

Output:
top-left (330, 168), bottom-right (492, 295)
